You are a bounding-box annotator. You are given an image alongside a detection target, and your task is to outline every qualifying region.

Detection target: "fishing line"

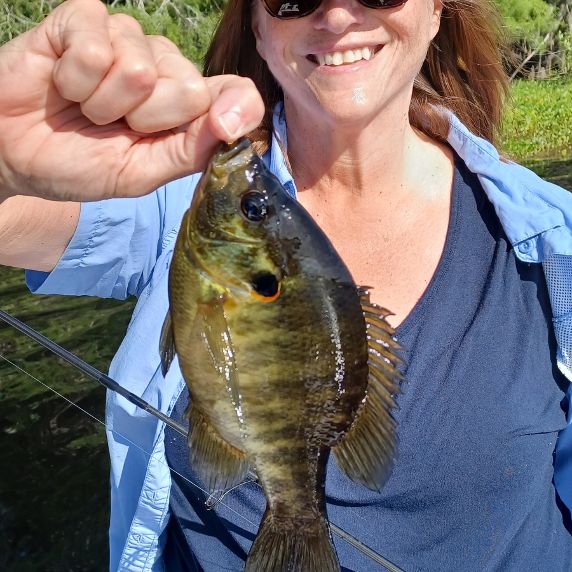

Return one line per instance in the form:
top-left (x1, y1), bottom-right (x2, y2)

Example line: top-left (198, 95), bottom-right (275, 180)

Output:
top-left (0, 352), bottom-right (105, 428)
top-left (0, 351), bottom-right (259, 529)
top-left (0, 310), bottom-right (404, 572)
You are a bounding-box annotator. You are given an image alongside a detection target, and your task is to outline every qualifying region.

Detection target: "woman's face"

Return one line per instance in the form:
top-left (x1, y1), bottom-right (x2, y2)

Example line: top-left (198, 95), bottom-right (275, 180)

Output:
top-left (251, 0), bottom-right (443, 127)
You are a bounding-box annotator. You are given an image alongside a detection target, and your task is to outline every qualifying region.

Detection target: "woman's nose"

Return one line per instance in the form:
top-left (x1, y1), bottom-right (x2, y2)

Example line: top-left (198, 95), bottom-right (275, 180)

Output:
top-left (312, 0), bottom-right (366, 34)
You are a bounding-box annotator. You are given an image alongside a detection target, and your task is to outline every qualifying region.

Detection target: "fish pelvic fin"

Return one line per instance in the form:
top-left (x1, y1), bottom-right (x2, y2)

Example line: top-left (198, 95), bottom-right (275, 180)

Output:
top-left (333, 288), bottom-right (402, 491)
top-left (159, 310), bottom-right (175, 376)
top-left (188, 402), bottom-right (250, 492)
top-left (246, 509), bottom-right (340, 572)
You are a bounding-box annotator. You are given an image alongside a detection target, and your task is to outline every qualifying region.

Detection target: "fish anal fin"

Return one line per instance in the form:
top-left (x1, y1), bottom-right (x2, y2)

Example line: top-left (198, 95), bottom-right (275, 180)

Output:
top-left (333, 292), bottom-right (402, 491)
top-left (188, 402), bottom-right (250, 492)
top-left (246, 509), bottom-right (340, 572)
top-left (159, 310), bottom-right (176, 376)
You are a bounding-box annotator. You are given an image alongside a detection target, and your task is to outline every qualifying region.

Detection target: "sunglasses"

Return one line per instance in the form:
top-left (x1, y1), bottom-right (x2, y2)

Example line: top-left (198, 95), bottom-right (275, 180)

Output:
top-left (261, 0), bottom-right (408, 19)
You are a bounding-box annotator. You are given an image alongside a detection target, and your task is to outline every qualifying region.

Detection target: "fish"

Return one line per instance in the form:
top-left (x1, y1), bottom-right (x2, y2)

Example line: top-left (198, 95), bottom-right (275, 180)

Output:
top-left (160, 138), bottom-right (401, 572)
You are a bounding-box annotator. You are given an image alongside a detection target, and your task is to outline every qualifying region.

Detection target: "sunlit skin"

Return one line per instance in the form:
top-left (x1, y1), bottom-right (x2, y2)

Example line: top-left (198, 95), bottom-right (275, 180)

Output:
top-left (252, 0), bottom-right (456, 326)
top-left (252, 0), bottom-right (440, 128)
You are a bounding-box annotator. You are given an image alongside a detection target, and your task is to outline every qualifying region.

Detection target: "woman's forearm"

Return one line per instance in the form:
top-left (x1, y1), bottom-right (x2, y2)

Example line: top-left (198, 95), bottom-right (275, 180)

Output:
top-left (0, 196), bottom-right (79, 272)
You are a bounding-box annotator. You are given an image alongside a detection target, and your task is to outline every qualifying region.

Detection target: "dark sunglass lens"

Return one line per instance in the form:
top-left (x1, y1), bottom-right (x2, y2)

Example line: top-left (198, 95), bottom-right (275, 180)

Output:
top-left (263, 0), bottom-right (320, 18)
top-left (262, 0), bottom-right (406, 17)
top-left (360, 0), bottom-right (407, 7)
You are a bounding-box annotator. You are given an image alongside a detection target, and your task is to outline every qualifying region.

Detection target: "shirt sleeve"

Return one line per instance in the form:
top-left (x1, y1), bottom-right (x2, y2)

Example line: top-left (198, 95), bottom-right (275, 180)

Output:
top-left (26, 175), bottom-right (199, 300)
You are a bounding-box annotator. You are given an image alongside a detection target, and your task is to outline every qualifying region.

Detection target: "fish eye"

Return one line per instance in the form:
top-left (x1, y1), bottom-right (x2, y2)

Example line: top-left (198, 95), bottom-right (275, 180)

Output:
top-left (241, 191), bottom-right (267, 222)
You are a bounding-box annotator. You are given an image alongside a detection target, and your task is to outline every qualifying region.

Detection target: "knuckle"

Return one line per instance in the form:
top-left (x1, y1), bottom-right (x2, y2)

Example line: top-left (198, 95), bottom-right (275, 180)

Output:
top-left (242, 78), bottom-right (264, 104)
top-left (89, 0), bottom-right (109, 13)
top-left (78, 42), bottom-right (114, 75)
top-left (149, 35), bottom-right (180, 54)
top-left (121, 62), bottom-right (157, 93)
top-left (240, 76), bottom-right (257, 91)
top-left (63, 0), bottom-right (109, 21)
top-left (109, 13), bottom-right (144, 34)
top-left (181, 78), bottom-right (211, 113)
top-left (67, 0), bottom-right (105, 10)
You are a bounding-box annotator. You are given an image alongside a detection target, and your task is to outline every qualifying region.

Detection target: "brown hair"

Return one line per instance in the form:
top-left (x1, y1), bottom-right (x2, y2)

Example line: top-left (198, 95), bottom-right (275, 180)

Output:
top-left (204, 0), bottom-right (509, 155)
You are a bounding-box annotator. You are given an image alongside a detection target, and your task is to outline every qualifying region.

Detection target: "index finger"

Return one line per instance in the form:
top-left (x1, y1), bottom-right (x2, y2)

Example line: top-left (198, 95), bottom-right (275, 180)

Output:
top-left (48, 0), bottom-right (114, 102)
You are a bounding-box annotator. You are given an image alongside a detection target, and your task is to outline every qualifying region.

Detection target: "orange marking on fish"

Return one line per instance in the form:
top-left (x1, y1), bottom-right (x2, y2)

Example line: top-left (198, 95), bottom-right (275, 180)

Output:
top-left (251, 284), bottom-right (281, 303)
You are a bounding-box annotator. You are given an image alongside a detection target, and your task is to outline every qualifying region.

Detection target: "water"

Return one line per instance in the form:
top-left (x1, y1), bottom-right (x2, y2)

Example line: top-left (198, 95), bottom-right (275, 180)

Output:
top-left (0, 159), bottom-right (570, 571)
top-left (526, 157), bottom-right (572, 191)
top-left (0, 272), bottom-right (135, 572)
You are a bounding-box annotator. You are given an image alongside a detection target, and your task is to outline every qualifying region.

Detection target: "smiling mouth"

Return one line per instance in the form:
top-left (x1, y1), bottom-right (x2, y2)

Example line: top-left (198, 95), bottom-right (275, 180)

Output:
top-left (307, 45), bottom-right (382, 67)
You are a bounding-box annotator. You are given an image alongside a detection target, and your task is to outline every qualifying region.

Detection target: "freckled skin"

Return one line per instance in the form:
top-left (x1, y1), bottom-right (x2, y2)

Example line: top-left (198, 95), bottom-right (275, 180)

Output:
top-left (168, 139), bottom-right (372, 560)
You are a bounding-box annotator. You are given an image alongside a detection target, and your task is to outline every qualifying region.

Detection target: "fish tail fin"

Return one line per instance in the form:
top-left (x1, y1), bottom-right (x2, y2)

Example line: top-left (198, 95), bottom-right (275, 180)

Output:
top-left (246, 510), bottom-right (340, 572)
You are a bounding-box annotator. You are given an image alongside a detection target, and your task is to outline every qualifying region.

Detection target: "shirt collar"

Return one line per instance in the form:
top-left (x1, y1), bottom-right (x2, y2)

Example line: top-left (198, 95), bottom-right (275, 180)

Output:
top-left (264, 103), bottom-right (297, 198)
top-left (264, 101), bottom-right (571, 262)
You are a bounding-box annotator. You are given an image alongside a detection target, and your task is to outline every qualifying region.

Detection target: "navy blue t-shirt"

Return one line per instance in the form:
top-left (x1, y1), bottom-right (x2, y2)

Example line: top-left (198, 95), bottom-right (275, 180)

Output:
top-left (163, 155), bottom-right (572, 571)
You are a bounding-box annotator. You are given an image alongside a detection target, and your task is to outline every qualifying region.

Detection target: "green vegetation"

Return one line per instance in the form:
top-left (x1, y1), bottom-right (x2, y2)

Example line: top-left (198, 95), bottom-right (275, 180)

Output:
top-left (1, 0), bottom-right (220, 65)
top-left (2, 0), bottom-right (571, 75)
top-left (1, 0), bottom-right (66, 45)
top-left (497, 0), bottom-right (572, 77)
top-left (497, 0), bottom-right (558, 44)
top-left (501, 77), bottom-right (572, 160)
top-left (105, 0), bottom-right (221, 64)
top-left (0, 265), bottom-right (135, 571)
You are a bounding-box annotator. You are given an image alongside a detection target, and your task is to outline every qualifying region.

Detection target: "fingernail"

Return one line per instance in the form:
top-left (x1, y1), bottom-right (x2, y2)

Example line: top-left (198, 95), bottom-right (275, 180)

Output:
top-left (218, 109), bottom-right (242, 140)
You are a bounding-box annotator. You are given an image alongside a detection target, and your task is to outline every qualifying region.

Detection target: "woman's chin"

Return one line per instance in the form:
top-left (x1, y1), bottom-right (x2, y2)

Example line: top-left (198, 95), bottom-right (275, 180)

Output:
top-left (310, 96), bottom-right (382, 129)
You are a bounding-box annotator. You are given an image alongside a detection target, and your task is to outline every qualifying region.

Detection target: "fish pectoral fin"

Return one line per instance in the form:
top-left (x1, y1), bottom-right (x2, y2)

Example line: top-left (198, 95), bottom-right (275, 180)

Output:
top-left (159, 310), bottom-right (176, 376)
top-left (246, 509), bottom-right (340, 572)
top-left (333, 291), bottom-right (402, 492)
top-left (187, 300), bottom-right (249, 492)
top-left (197, 300), bottom-right (242, 415)
top-left (188, 402), bottom-right (250, 492)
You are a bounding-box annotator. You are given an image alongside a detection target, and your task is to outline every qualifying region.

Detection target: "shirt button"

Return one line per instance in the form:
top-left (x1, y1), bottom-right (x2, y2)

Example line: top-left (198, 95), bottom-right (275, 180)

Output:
top-left (518, 240), bottom-right (532, 254)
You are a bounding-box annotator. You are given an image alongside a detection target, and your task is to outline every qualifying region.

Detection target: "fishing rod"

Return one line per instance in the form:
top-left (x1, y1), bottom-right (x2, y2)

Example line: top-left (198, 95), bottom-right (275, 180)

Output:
top-left (0, 308), bottom-right (188, 437)
top-left (0, 308), bottom-right (404, 572)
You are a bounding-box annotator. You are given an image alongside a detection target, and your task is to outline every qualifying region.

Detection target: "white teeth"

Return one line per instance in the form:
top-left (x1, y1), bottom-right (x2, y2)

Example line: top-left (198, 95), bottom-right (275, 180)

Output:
top-left (332, 52), bottom-right (343, 66)
top-left (343, 50), bottom-right (356, 64)
top-left (314, 46), bottom-right (377, 67)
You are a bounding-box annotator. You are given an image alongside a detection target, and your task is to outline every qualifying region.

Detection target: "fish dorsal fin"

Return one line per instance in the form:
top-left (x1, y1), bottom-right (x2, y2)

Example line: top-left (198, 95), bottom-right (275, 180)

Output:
top-left (332, 287), bottom-right (402, 491)
top-left (159, 310), bottom-right (176, 376)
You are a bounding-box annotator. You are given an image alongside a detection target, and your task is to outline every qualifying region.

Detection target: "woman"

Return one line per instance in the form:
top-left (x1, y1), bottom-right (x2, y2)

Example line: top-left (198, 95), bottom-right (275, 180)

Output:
top-left (0, 0), bottom-right (571, 570)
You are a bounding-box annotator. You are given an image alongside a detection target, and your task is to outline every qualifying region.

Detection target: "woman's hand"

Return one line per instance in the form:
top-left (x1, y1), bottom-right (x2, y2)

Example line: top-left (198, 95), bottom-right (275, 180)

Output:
top-left (0, 0), bottom-right (264, 202)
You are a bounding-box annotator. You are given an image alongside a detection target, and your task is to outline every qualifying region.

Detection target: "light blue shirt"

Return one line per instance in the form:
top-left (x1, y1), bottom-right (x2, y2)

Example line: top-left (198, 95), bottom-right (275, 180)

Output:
top-left (27, 106), bottom-right (572, 571)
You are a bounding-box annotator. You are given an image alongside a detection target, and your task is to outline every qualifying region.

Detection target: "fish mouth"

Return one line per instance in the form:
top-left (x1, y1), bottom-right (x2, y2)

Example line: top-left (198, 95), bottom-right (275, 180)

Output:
top-left (215, 138), bottom-right (251, 162)
top-left (212, 138), bottom-right (254, 175)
